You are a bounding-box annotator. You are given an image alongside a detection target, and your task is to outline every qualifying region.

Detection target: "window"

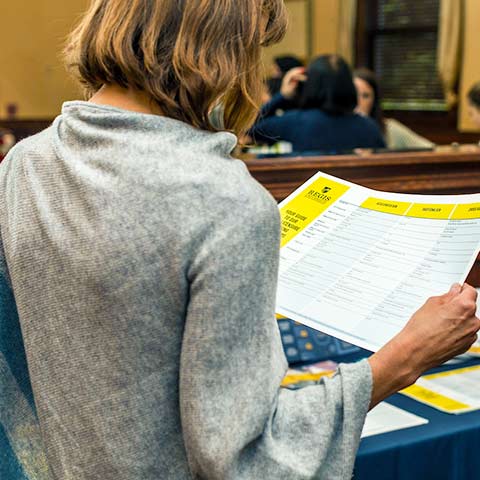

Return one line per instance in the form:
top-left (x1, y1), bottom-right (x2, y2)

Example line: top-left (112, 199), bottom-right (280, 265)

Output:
top-left (357, 0), bottom-right (446, 111)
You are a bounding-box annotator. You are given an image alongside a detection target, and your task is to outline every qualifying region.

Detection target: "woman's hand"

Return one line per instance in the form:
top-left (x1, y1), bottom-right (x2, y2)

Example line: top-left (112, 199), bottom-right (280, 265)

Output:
top-left (280, 67), bottom-right (307, 100)
top-left (368, 283), bottom-right (479, 408)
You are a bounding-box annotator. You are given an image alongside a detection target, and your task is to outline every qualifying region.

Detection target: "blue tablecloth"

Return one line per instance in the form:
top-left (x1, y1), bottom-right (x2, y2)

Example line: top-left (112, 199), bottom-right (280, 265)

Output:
top-left (354, 357), bottom-right (480, 480)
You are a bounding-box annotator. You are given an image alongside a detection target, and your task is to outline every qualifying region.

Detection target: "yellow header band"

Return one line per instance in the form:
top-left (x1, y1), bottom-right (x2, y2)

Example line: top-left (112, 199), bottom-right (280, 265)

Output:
top-left (401, 384), bottom-right (470, 412)
top-left (451, 203), bottom-right (480, 220)
top-left (422, 364), bottom-right (480, 380)
top-left (406, 203), bottom-right (456, 220)
top-left (280, 177), bottom-right (350, 247)
top-left (361, 197), bottom-right (412, 215)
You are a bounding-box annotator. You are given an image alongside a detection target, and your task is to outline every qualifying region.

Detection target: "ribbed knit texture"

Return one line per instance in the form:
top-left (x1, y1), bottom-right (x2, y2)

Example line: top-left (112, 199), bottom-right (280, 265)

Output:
top-left (0, 102), bottom-right (372, 479)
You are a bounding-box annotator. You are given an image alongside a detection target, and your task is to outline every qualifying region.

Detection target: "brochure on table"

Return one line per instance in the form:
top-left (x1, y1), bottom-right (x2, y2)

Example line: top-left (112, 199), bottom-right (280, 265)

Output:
top-left (276, 172), bottom-right (480, 352)
top-left (401, 365), bottom-right (480, 414)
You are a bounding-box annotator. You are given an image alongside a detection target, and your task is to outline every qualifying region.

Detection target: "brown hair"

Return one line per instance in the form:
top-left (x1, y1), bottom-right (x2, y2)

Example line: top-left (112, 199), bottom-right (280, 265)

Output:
top-left (65, 0), bottom-right (287, 136)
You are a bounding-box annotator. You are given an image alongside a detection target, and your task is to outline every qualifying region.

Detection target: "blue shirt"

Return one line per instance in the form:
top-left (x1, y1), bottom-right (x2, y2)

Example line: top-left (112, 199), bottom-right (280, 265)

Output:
top-left (250, 93), bottom-right (386, 154)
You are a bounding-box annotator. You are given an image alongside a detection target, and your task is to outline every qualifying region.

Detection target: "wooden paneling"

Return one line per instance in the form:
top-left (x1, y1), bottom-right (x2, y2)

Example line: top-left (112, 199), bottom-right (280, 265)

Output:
top-left (459, 0), bottom-right (480, 132)
top-left (244, 150), bottom-right (480, 201)
top-left (0, 0), bottom-right (87, 119)
top-left (0, 119), bottom-right (53, 142)
top-left (262, 0), bottom-right (311, 67)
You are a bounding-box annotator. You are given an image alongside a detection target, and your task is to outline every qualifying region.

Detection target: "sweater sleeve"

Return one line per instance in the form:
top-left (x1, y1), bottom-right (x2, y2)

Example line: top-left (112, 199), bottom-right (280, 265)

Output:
top-left (0, 222), bottom-right (52, 480)
top-left (179, 187), bottom-right (372, 480)
top-left (385, 118), bottom-right (435, 150)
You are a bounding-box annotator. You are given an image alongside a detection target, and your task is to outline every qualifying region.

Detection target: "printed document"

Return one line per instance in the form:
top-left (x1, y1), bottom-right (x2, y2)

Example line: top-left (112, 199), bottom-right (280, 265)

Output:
top-left (277, 172), bottom-right (480, 352)
top-left (401, 365), bottom-right (480, 414)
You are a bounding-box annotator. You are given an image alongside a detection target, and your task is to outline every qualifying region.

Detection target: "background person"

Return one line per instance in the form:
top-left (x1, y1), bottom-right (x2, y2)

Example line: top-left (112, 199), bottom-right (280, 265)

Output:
top-left (250, 55), bottom-right (386, 153)
top-left (354, 68), bottom-right (435, 151)
top-left (0, 128), bottom-right (15, 158)
top-left (0, 2), bottom-right (478, 479)
top-left (467, 81), bottom-right (480, 129)
top-left (266, 54), bottom-right (304, 98)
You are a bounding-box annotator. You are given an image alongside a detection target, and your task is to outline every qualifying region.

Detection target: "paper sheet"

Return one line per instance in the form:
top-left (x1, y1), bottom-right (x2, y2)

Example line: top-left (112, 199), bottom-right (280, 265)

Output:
top-left (361, 402), bottom-right (428, 438)
top-left (401, 365), bottom-right (480, 414)
top-left (276, 172), bottom-right (480, 352)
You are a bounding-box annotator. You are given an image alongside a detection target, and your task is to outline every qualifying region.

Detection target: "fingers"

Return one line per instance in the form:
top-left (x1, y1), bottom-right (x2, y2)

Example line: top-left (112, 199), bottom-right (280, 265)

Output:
top-left (286, 66), bottom-right (306, 78)
top-left (462, 283), bottom-right (478, 302)
top-left (453, 284), bottom-right (478, 318)
top-left (448, 283), bottom-right (462, 296)
top-left (447, 282), bottom-right (477, 301)
top-left (436, 283), bottom-right (478, 319)
top-left (284, 67), bottom-right (307, 87)
top-left (469, 316), bottom-right (480, 336)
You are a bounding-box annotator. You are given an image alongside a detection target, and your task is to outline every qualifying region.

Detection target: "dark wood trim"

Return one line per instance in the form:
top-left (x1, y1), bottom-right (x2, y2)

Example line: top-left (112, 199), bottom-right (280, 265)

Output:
top-left (244, 150), bottom-right (480, 201)
top-left (0, 119), bottom-right (53, 141)
top-left (466, 262), bottom-right (480, 287)
top-left (356, 0), bottom-right (377, 69)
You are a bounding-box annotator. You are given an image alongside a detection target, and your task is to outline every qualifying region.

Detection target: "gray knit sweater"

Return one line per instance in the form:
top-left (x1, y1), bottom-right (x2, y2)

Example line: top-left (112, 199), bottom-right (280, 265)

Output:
top-left (0, 102), bottom-right (372, 480)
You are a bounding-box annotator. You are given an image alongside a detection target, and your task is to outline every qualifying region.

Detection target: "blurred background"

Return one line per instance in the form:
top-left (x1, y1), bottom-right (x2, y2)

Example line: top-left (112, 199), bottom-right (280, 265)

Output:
top-left (0, 0), bottom-right (479, 144)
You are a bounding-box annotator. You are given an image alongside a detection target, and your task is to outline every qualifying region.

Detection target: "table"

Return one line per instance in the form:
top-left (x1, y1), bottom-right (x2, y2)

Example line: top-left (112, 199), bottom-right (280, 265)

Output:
top-left (354, 357), bottom-right (480, 480)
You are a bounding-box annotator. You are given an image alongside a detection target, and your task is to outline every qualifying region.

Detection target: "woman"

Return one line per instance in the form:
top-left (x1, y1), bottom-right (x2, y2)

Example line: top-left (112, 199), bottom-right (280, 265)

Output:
top-left (0, 1), bottom-right (478, 479)
top-left (354, 68), bottom-right (435, 150)
top-left (250, 55), bottom-right (386, 153)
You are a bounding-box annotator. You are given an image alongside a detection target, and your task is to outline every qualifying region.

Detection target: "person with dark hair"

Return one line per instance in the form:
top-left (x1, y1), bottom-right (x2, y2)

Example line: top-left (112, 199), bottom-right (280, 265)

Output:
top-left (267, 55), bottom-right (304, 97)
top-left (0, 128), bottom-right (15, 159)
top-left (354, 68), bottom-right (434, 150)
top-left (467, 81), bottom-right (480, 128)
top-left (1, 3), bottom-right (478, 480)
top-left (250, 54), bottom-right (386, 153)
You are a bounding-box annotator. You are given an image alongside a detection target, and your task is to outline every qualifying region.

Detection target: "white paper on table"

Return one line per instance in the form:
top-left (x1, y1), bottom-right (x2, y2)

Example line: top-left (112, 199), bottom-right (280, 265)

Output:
top-left (361, 402), bottom-right (428, 438)
top-left (276, 172), bottom-right (480, 352)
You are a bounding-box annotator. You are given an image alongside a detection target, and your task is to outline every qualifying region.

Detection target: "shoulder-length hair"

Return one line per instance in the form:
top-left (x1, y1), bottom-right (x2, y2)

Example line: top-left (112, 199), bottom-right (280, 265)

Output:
top-left (353, 67), bottom-right (386, 132)
top-left (64, 0), bottom-right (287, 136)
top-left (298, 55), bottom-right (358, 115)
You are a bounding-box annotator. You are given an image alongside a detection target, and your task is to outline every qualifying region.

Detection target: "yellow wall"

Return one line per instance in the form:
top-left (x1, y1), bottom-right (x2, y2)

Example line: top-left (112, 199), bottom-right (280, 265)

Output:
top-left (0, 0), bottom-right (87, 119)
top-left (459, 0), bottom-right (480, 132)
top-left (263, 0), bottom-right (310, 68)
top-left (263, 0), bottom-right (341, 67)
top-left (2, 0), bottom-right (342, 120)
top-left (5, 0), bottom-right (476, 127)
top-left (312, 0), bottom-right (342, 56)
